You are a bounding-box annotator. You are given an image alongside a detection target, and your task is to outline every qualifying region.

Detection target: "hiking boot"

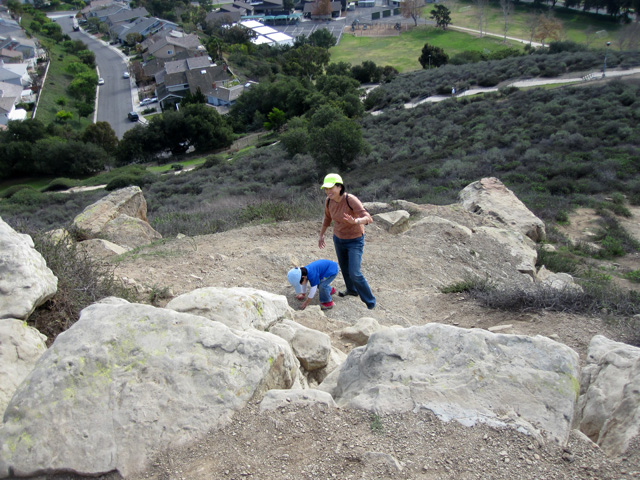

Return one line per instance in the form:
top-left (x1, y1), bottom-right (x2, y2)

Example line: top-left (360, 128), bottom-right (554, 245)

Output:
top-left (330, 287), bottom-right (337, 295)
top-left (320, 301), bottom-right (334, 310)
top-left (338, 290), bottom-right (358, 297)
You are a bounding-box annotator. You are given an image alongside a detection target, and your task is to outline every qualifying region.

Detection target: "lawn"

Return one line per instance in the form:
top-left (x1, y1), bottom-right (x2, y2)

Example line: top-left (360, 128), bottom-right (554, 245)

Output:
top-left (446, 0), bottom-right (621, 45)
top-left (330, 25), bottom-right (524, 72)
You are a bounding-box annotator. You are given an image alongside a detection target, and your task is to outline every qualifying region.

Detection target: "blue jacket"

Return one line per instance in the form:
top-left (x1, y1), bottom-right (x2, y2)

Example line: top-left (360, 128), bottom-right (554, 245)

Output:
top-left (305, 259), bottom-right (339, 287)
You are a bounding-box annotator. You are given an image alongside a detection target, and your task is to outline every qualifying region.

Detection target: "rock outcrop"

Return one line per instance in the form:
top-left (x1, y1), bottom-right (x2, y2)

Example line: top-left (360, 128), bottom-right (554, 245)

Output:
top-left (0, 298), bottom-right (300, 478)
top-left (166, 287), bottom-right (292, 331)
top-left (0, 217), bottom-right (58, 320)
top-left (575, 335), bottom-right (640, 456)
top-left (320, 323), bottom-right (580, 445)
top-left (459, 177), bottom-right (546, 242)
top-left (0, 320), bottom-right (47, 414)
top-left (72, 186), bottom-right (161, 249)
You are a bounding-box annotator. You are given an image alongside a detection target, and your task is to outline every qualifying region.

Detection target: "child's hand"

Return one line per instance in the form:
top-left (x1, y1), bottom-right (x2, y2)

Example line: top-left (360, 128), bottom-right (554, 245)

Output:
top-left (296, 293), bottom-right (305, 301)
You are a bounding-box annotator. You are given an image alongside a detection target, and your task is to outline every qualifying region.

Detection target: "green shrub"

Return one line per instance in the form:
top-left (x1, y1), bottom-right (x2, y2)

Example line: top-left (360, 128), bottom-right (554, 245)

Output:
top-left (0, 184), bottom-right (37, 199)
top-left (623, 270), bottom-right (640, 283)
top-left (536, 247), bottom-right (579, 274)
top-left (105, 175), bottom-right (143, 191)
top-left (42, 178), bottom-right (78, 192)
top-left (28, 230), bottom-right (134, 344)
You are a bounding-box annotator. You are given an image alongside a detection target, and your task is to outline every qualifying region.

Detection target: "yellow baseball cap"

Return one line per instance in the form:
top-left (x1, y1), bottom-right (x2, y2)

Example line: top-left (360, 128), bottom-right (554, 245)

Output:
top-left (321, 173), bottom-right (343, 189)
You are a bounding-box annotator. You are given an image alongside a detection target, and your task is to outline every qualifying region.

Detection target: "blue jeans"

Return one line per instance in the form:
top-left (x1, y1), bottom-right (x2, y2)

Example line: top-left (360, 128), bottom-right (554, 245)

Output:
top-left (333, 234), bottom-right (376, 308)
top-left (318, 273), bottom-right (337, 303)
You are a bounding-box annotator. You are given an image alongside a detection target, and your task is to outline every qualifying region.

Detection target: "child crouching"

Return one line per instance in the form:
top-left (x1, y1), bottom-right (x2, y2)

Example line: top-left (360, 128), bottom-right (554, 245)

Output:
top-left (287, 259), bottom-right (338, 310)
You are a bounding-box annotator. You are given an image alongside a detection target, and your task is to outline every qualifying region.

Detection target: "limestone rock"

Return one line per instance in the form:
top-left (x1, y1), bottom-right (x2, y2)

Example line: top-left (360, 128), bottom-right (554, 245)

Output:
top-left (0, 319), bottom-right (48, 415)
top-left (475, 226), bottom-right (537, 277)
top-left (0, 217), bottom-right (58, 320)
top-left (374, 210), bottom-right (410, 234)
top-left (259, 388), bottom-right (337, 411)
top-left (575, 335), bottom-right (640, 456)
top-left (77, 238), bottom-right (129, 259)
top-left (459, 177), bottom-right (546, 242)
top-left (390, 199), bottom-right (422, 214)
top-left (323, 323), bottom-right (580, 445)
top-left (339, 317), bottom-right (384, 346)
top-left (363, 202), bottom-right (390, 214)
top-left (72, 186), bottom-right (149, 239)
top-left (408, 216), bottom-right (472, 242)
top-left (269, 319), bottom-right (332, 371)
top-left (537, 266), bottom-right (583, 293)
top-left (101, 214), bottom-right (162, 250)
top-left (166, 287), bottom-right (292, 331)
top-left (0, 299), bottom-right (299, 478)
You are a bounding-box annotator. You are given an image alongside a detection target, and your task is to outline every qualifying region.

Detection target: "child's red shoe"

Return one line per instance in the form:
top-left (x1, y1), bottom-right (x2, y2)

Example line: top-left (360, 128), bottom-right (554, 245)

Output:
top-left (330, 287), bottom-right (337, 295)
top-left (320, 301), bottom-right (334, 310)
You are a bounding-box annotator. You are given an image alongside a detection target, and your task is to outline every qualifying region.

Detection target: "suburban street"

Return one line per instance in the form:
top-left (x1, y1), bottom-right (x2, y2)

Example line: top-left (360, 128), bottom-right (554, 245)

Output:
top-left (50, 12), bottom-right (136, 139)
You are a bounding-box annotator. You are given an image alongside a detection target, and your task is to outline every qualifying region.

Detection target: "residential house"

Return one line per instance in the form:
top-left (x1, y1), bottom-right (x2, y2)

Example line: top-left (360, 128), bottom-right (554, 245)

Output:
top-left (205, 1), bottom-right (254, 26)
top-left (0, 17), bottom-right (22, 37)
top-left (0, 80), bottom-right (26, 125)
top-left (142, 32), bottom-right (204, 62)
top-left (0, 36), bottom-right (36, 60)
top-left (252, 0), bottom-right (286, 15)
top-left (0, 60), bottom-right (30, 87)
top-left (113, 16), bottom-right (177, 43)
top-left (302, 0), bottom-right (342, 18)
top-left (208, 82), bottom-right (255, 110)
top-left (0, 48), bottom-right (23, 63)
top-left (84, 4), bottom-right (128, 23)
top-left (154, 56), bottom-right (232, 110)
top-left (105, 7), bottom-right (150, 28)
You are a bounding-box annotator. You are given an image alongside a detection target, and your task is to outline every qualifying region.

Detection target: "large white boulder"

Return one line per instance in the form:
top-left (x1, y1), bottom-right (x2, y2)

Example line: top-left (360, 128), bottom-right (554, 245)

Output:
top-left (0, 217), bottom-right (58, 320)
top-left (321, 323), bottom-right (580, 445)
top-left (0, 319), bottom-right (48, 415)
top-left (0, 299), bottom-right (300, 478)
top-left (459, 177), bottom-right (546, 242)
top-left (166, 287), bottom-right (292, 331)
top-left (575, 335), bottom-right (640, 456)
top-left (269, 319), bottom-right (332, 372)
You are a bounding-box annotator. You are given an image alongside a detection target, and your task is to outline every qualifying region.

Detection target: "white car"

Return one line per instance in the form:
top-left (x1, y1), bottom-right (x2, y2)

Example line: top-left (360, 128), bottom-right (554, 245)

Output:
top-left (140, 96), bottom-right (158, 106)
top-left (97, 78), bottom-right (104, 85)
top-left (123, 72), bottom-right (130, 79)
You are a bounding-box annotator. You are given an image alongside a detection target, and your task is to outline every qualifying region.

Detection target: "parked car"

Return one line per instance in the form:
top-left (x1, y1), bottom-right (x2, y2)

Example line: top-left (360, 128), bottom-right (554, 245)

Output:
top-left (139, 97), bottom-right (158, 106)
top-left (128, 111), bottom-right (139, 122)
top-left (97, 78), bottom-right (104, 85)
top-left (123, 72), bottom-right (130, 79)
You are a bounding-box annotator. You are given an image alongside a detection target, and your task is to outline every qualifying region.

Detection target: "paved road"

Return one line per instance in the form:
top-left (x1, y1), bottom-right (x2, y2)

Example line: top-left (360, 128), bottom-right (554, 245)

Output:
top-left (50, 12), bottom-right (136, 139)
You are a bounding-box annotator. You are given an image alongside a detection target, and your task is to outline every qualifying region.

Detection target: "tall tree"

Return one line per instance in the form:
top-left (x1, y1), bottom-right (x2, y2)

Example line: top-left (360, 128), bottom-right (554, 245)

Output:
top-left (402, 0), bottom-right (423, 26)
top-left (499, 0), bottom-right (514, 43)
top-left (535, 13), bottom-right (563, 46)
top-left (419, 43), bottom-right (449, 69)
top-left (430, 4), bottom-right (451, 29)
top-left (474, 0), bottom-right (490, 36)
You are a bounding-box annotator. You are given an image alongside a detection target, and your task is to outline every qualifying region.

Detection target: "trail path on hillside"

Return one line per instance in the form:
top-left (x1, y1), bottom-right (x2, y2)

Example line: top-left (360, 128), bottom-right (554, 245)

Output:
top-left (103, 206), bottom-right (640, 480)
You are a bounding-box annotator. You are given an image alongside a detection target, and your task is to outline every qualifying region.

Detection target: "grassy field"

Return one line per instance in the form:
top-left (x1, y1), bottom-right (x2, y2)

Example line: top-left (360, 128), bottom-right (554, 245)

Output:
top-left (330, 25), bottom-right (524, 72)
top-left (444, 0), bottom-right (621, 45)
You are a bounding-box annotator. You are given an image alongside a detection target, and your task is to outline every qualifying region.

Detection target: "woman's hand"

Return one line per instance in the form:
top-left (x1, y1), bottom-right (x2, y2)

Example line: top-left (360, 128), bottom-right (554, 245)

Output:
top-left (343, 213), bottom-right (359, 225)
top-left (319, 236), bottom-right (326, 249)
